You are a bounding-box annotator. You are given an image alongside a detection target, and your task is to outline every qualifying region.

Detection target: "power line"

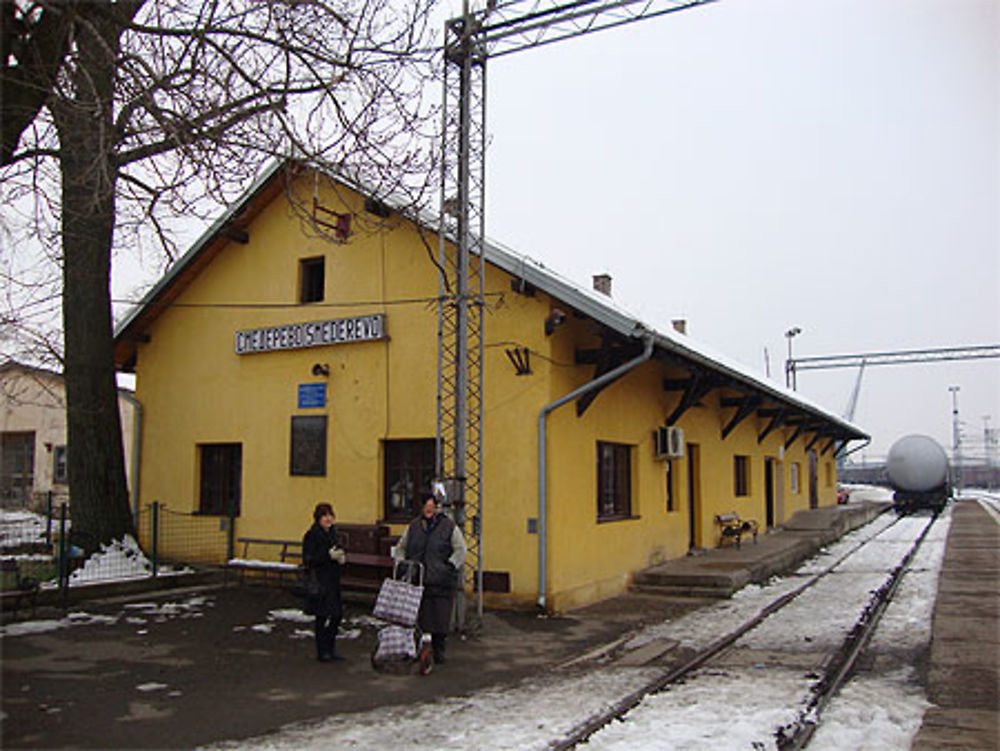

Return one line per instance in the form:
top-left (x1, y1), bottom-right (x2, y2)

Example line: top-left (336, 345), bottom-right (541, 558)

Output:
top-left (110, 292), bottom-right (505, 311)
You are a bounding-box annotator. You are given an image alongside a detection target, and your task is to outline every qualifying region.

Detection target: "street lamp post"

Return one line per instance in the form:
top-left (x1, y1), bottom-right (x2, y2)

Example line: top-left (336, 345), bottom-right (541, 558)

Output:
top-left (949, 386), bottom-right (962, 493)
top-left (785, 327), bottom-right (802, 390)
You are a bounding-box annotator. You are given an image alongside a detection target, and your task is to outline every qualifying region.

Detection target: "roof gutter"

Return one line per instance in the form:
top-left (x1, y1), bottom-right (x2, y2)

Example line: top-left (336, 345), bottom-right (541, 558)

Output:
top-left (537, 332), bottom-right (655, 612)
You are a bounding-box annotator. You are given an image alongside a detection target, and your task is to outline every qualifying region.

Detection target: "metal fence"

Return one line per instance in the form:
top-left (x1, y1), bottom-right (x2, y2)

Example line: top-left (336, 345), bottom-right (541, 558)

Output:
top-left (0, 497), bottom-right (233, 610)
top-left (136, 502), bottom-right (234, 571)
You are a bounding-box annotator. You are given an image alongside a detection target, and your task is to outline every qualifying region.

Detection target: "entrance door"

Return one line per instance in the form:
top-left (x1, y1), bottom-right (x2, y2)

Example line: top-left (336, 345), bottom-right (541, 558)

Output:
top-left (775, 460), bottom-right (785, 524)
top-left (686, 443), bottom-right (701, 549)
top-left (808, 450), bottom-right (819, 509)
top-left (764, 458), bottom-right (775, 529)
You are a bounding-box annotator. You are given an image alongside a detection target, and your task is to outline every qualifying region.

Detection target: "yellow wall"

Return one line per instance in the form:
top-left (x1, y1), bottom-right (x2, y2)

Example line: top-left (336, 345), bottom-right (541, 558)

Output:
top-left (131, 174), bottom-right (841, 611)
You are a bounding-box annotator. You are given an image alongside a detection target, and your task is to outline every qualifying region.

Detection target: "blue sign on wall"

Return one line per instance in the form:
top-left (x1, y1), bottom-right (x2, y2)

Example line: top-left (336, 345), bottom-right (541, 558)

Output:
top-left (298, 383), bottom-right (327, 409)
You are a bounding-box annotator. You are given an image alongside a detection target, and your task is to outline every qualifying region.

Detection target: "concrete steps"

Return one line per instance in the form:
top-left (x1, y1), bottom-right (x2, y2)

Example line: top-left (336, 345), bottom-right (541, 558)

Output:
top-left (628, 501), bottom-right (893, 600)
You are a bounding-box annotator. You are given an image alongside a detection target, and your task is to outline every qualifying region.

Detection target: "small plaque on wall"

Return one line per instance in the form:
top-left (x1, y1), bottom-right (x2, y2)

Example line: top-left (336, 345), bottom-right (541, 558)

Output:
top-left (298, 383), bottom-right (326, 409)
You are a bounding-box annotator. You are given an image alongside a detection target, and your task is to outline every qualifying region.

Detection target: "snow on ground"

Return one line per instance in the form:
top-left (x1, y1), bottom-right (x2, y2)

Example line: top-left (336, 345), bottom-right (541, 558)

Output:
top-left (203, 667), bottom-right (667, 751)
top-left (581, 670), bottom-right (810, 750)
top-left (808, 508), bottom-right (950, 750)
top-left (1, 508), bottom-right (192, 590)
top-left (626, 510), bottom-right (899, 653)
top-left (0, 509), bottom-right (55, 550)
top-left (198, 507), bottom-right (947, 750)
top-left (2, 500), bottom-right (956, 749)
top-left (578, 511), bottom-right (942, 751)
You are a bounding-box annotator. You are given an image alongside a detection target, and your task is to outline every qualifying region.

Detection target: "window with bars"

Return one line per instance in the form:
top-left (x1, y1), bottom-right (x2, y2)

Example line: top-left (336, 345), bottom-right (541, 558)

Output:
top-left (199, 443), bottom-right (242, 516)
top-left (734, 455), bottom-right (750, 497)
top-left (384, 439), bottom-right (435, 523)
top-left (597, 441), bottom-right (631, 520)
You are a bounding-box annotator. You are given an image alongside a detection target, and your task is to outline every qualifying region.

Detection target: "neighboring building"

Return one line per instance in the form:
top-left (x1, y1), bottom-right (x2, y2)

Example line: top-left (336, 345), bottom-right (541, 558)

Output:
top-left (113, 162), bottom-right (867, 612)
top-left (0, 361), bottom-right (137, 511)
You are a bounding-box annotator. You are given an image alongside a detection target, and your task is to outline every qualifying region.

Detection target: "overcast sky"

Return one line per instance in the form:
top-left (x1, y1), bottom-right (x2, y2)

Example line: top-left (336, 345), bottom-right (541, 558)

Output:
top-left (109, 0), bottom-right (998, 462)
top-left (481, 0), bottom-right (999, 460)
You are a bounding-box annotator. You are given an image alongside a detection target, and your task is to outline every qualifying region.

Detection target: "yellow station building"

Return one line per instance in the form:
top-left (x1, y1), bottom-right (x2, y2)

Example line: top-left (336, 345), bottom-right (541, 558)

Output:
top-left (113, 162), bottom-right (867, 612)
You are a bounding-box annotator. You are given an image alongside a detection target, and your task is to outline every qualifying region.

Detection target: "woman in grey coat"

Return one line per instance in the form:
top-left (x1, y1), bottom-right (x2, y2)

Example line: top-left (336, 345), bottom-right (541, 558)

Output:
top-left (395, 495), bottom-right (466, 664)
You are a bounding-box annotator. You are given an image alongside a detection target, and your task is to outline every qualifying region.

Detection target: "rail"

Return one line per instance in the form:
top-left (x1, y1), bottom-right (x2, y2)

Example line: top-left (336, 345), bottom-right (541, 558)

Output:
top-left (548, 511), bottom-right (937, 750)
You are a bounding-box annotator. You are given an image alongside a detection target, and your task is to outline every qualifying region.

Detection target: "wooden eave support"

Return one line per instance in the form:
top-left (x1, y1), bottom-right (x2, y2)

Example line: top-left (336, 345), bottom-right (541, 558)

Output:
top-left (663, 372), bottom-right (721, 426)
top-left (574, 338), bottom-right (644, 416)
top-left (757, 407), bottom-right (787, 443)
top-left (821, 437), bottom-right (838, 455)
top-left (721, 395), bottom-right (762, 440)
top-left (784, 423), bottom-right (805, 449)
top-left (805, 432), bottom-right (822, 451)
top-left (222, 225), bottom-right (249, 244)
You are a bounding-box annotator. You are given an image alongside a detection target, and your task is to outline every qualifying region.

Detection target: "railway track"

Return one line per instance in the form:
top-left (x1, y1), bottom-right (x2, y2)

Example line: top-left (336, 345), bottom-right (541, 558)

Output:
top-left (549, 511), bottom-right (940, 750)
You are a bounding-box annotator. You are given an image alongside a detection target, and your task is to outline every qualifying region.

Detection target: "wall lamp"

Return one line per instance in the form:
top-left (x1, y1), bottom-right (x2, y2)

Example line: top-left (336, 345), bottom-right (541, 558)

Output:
top-left (311, 363), bottom-right (330, 377)
top-left (544, 308), bottom-right (567, 336)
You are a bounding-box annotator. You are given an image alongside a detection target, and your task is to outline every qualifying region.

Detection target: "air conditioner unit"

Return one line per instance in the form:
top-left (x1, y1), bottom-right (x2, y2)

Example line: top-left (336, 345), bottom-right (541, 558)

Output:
top-left (653, 426), bottom-right (685, 459)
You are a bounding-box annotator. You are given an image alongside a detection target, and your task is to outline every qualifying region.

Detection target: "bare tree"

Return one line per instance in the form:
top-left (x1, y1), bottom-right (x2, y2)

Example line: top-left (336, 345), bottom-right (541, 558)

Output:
top-left (1, 0), bottom-right (441, 546)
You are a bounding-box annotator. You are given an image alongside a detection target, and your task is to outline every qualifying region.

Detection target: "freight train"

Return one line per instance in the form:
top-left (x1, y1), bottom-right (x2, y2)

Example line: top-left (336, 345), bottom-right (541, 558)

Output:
top-left (885, 433), bottom-right (952, 514)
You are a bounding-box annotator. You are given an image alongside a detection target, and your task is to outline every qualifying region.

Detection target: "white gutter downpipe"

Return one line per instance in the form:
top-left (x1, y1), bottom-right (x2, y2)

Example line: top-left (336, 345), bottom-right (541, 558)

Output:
top-left (537, 332), bottom-right (654, 611)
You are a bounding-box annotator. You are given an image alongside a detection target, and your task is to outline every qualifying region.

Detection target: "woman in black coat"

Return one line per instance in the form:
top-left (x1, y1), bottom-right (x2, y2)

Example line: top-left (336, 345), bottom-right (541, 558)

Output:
top-left (302, 502), bottom-right (347, 662)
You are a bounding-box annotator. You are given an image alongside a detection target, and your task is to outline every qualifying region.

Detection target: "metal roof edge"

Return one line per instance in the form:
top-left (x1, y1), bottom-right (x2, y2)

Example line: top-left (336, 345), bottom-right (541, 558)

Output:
top-left (113, 159), bottom-right (288, 340)
top-left (483, 238), bottom-right (867, 440)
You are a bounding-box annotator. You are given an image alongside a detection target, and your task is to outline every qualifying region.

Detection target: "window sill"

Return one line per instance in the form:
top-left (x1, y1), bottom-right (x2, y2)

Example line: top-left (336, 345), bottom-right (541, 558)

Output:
top-left (597, 515), bottom-right (641, 524)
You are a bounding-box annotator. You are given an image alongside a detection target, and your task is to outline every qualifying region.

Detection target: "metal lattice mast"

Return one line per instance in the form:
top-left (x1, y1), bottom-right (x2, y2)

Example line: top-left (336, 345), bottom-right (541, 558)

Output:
top-left (436, 0), bottom-right (716, 623)
top-left (438, 4), bottom-right (488, 621)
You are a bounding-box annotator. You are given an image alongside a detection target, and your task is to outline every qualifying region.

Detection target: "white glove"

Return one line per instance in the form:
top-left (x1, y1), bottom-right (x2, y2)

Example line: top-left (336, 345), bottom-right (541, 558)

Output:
top-left (329, 546), bottom-right (347, 564)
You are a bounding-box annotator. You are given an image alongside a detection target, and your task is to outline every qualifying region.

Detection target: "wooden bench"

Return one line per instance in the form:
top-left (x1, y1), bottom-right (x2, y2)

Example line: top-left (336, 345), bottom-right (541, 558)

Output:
top-left (236, 537), bottom-right (302, 563)
top-left (1, 558), bottom-right (40, 619)
top-left (227, 538), bottom-right (301, 585)
top-left (715, 512), bottom-right (759, 549)
top-left (229, 537), bottom-right (394, 593)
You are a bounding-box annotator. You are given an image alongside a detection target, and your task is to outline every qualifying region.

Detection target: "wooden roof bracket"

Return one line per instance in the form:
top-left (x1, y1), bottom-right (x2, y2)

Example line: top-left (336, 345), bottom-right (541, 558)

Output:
top-left (721, 395), bottom-right (763, 440)
top-left (784, 422), bottom-right (804, 449)
top-left (664, 372), bottom-right (719, 426)
top-left (757, 406), bottom-right (787, 443)
top-left (575, 339), bottom-right (645, 416)
top-left (805, 428), bottom-right (826, 451)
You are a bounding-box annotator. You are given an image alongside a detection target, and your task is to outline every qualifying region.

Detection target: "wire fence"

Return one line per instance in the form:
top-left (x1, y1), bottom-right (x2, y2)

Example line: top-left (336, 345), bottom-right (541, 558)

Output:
top-left (1, 496), bottom-right (234, 612)
top-left (137, 503), bottom-right (234, 571)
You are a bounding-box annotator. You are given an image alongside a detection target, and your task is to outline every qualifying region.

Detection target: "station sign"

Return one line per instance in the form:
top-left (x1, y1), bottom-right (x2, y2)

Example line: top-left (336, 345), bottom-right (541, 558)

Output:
top-left (235, 314), bottom-right (385, 355)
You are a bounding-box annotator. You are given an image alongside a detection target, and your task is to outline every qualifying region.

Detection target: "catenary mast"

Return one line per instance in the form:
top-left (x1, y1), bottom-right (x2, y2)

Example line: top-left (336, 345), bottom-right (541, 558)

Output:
top-left (436, 0), bottom-right (715, 623)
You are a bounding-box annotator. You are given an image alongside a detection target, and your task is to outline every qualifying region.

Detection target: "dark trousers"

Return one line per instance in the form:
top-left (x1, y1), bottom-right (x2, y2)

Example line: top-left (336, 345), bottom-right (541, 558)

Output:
top-left (314, 614), bottom-right (341, 658)
top-left (431, 632), bottom-right (447, 661)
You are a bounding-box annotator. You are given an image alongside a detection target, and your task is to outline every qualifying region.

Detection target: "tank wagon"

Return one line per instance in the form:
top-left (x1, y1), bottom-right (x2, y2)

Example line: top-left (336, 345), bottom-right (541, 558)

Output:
top-left (885, 434), bottom-right (951, 513)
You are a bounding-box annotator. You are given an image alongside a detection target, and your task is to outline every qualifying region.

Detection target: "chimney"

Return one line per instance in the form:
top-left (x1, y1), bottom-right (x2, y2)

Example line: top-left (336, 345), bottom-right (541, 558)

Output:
top-left (671, 319), bottom-right (687, 335)
top-left (592, 273), bottom-right (612, 296)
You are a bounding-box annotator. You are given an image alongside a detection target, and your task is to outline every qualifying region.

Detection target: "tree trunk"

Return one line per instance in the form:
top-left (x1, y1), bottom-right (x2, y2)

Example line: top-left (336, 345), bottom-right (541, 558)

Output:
top-left (53, 8), bottom-right (134, 549)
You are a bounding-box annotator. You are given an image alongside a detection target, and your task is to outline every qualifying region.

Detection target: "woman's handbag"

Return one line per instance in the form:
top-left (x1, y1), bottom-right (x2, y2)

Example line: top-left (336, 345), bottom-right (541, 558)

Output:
top-left (291, 566), bottom-right (322, 600)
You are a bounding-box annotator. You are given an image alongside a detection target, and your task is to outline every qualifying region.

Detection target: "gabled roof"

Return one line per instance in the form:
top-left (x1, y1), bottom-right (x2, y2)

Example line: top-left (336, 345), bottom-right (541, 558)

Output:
top-left (483, 239), bottom-right (867, 441)
top-left (113, 161), bottom-right (867, 444)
